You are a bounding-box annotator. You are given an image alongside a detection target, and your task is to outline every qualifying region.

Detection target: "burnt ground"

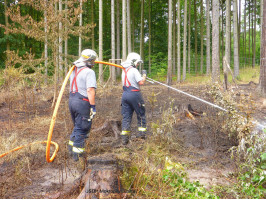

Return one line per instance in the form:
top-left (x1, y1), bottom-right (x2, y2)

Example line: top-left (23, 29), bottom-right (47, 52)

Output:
top-left (0, 81), bottom-right (265, 199)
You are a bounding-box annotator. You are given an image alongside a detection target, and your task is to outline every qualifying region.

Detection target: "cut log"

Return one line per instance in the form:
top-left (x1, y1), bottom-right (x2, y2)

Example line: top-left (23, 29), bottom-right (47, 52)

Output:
top-left (77, 154), bottom-right (123, 199)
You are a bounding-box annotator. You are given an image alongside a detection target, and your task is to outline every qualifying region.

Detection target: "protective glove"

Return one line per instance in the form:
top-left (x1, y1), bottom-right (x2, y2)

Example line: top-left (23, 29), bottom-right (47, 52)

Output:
top-left (89, 105), bottom-right (96, 121)
top-left (142, 70), bottom-right (147, 77)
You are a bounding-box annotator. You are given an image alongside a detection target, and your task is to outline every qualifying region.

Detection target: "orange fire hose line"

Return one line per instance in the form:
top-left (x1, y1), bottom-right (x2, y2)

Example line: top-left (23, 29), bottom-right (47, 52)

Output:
top-left (95, 60), bottom-right (124, 69)
top-left (45, 65), bottom-right (76, 162)
top-left (0, 141), bottom-right (59, 158)
top-left (0, 61), bottom-right (123, 162)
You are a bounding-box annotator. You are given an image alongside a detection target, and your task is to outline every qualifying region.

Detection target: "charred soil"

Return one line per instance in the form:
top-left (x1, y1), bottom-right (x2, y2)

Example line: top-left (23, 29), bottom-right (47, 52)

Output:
top-left (0, 82), bottom-right (265, 198)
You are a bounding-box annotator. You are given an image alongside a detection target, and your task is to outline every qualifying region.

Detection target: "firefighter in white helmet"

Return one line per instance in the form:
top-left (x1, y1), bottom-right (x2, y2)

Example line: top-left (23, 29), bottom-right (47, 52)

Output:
top-left (68, 49), bottom-right (97, 161)
top-left (120, 52), bottom-right (147, 145)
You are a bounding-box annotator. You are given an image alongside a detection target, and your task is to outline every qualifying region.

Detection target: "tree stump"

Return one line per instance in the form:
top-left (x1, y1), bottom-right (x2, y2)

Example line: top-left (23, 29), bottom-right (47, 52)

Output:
top-left (77, 154), bottom-right (122, 199)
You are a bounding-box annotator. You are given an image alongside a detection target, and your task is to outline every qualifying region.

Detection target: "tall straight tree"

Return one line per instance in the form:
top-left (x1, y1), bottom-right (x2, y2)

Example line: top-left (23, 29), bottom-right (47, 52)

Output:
top-left (173, 0), bottom-right (176, 75)
top-left (200, 0), bottom-right (203, 73)
top-left (183, 0), bottom-right (187, 81)
top-left (233, 0), bottom-right (239, 77)
top-left (91, 0), bottom-right (95, 49)
top-left (58, 0), bottom-right (63, 76)
top-left (4, 0), bottom-right (10, 68)
top-left (212, 0), bottom-right (220, 82)
top-left (225, 0), bottom-right (231, 68)
top-left (111, 0), bottom-right (116, 82)
top-left (177, 0), bottom-right (181, 82)
top-left (116, 0), bottom-right (121, 66)
top-left (131, 3), bottom-right (135, 51)
top-left (99, 0), bottom-right (103, 83)
top-left (127, 0), bottom-right (131, 53)
top-left (206, 0), bottom-right (210, 74)
top-left (244, 0), bottom-right (246, 66)
top-left (194, 0), bottom-right (198, 73)
top-left (122, 0), bottom-right (127, 61)
top-left (148, 0), bottom-right (152, 73)
top-left (64, 1), bottom-right (68, 75)
top-left (188, 0), bottom-right (191, 73)
top-left (79, 0), bottom-right (83, 56)
top-left (167, 0), bottom-right (173, 85)
top-left (44, 0), bottom-right (48, 79)
top-left (259, 0), bottom-right (266, 94)
top-left (140, 0), bottom-right (144, 70)
top-left (252, 0), bottom-right (257, 68)
top-left (248, 0), bottom-right (251, 65)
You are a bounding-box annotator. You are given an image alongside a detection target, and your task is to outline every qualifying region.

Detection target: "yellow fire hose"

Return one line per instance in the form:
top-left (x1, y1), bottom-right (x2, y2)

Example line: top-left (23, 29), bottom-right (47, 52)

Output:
top-left (0, 61), bottom-right (124, 163)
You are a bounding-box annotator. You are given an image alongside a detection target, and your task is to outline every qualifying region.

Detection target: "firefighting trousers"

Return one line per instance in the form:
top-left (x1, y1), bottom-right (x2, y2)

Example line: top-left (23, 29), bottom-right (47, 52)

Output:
top-left (121, 86), bottom-right (146, 133)
top-left (69, 92), bottom-right (92, 149)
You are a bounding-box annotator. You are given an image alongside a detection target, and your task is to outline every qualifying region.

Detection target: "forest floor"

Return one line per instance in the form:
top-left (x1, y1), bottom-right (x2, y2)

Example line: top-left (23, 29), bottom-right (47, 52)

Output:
top-left (0, 80), bottom-right (265, 198)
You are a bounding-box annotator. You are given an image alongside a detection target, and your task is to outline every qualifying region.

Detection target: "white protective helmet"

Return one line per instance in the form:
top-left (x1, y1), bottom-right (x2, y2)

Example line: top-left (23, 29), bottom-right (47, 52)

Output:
top-left (75, 49), bottom-right (98, 67)
top-left (126, 52), bottom-right (143, 67)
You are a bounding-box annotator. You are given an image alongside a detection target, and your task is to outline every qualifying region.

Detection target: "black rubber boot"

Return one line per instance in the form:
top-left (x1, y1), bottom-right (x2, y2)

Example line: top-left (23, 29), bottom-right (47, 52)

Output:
top-left (136, 132), bottom-right (146, 139)
top-left (73, 152), bottom-right (85, 162)
top-left (68, 145), bottom-right (73, 157)
top-left (121, 135), bottom-right (129, 145)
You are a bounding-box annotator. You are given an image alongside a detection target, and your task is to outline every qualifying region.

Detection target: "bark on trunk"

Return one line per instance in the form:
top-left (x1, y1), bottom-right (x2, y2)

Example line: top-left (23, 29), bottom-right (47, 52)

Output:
top-left (183, 0), bottom-right (187, 80)
top-left (206, 0), bottom-right (210, 74)
top-left (167, 0), bottom-right (173, 85)
top-left (77, 155), bottom-right (122, 199)
top-left (259, 0), bottom-right (266, 95)
top-left (212, 0), bottom-right (220, 82)
top-left (233, 0), bottom-right (239, 77)
top-left (99, 0), bottom-right (103, 83)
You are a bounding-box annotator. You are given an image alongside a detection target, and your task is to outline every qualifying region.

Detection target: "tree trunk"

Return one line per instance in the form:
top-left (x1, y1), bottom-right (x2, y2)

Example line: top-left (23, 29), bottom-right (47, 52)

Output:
top-left (206, 0), bottom-right (210, 74)
top-left (4, 0), bottom-right (10, 68)
top-left (79, 0), bottom-right (82, 56)
top-left (244, 0), bottom-right (246, 66)
top-left (149, 0), bottom-right (152, 74)
top-left (91, 0), bottom-right (95, 49)
top-left (188, 0), bottom-right (191, 73)
top-left (259, 0), bottom-right (266, 95)
top-left (249, 0), bottom-right (251, 65)
top-left (77, 155), bottom-right (123, 199)
top-left (200, 0), bottom-right (203, 73)
top-left (173, 0), bottom-right (176, 75)
top-left (177, 0), bottom-right (181, 82)
top-left (59, 0), bottom-right (63, 79)
top-left (44, 0), bottom-right (48, 81)
top-left (167, 0), bottom-right (173, 85)
top-left (221, 1), bottom-right (224, 71)
top-left (183, 0), bottom-right (187, 80)
top-left (194, 0), bottom-right (198, 73)
top-left (212, 0), bottom-right (220, 82)
top-left (64, 1), bottom-right (68, 76)
top-left (233, 0), bottom-right (239, 77)
top-left (99, 0), bottom-right (103, 83)
top-left (116, 0), bottom-right (121, 76)
top-left (252, 0), bottom-right (257, 68)
top-left (131, 2), bottom-right (135, 51)
top-left (122, 0), bottom-right (127, 61)
top-left (111, 0), bottom-right (116, 83)
top-left (225, 0), bottom-right (231, 74)
top-left (127, 0), bottom-right (131, 53)
top-left (140, 0), bottom-right (144, 71)
top-left (238, 0), bottom-right (241, 63)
